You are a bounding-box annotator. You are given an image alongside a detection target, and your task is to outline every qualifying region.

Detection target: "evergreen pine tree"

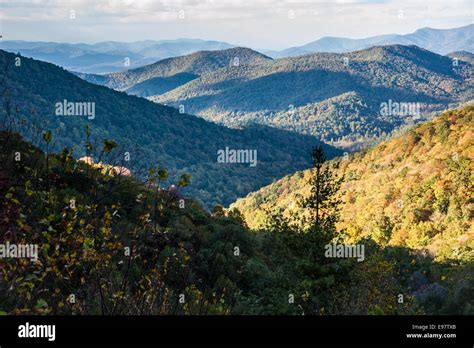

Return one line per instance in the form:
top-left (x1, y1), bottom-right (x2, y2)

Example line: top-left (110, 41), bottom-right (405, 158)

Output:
top-left (300, 145), bottom-right (343, 239)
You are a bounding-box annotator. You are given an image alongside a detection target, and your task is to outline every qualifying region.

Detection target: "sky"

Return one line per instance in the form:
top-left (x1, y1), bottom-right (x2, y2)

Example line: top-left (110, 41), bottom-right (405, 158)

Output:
top-left (0, 0), bottom-right (473, 50)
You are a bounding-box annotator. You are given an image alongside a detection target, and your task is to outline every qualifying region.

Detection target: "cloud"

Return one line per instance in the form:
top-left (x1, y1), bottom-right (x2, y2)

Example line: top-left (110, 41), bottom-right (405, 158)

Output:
top-left (0, 0), bottom-right (472, 49)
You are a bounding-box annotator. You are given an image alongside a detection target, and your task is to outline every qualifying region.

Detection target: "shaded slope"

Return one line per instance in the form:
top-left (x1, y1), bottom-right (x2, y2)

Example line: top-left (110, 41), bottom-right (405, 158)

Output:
top-left (155, 45), bottom-right (473, 149)
top-left (81, 47), bottom-right (272, 97)
top-left (0, 49), bottom-right (340, 208)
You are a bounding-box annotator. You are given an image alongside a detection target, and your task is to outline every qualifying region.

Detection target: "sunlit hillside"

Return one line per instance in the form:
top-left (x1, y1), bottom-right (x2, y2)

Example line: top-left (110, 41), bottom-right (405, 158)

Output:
top-left (232, 105), bottom-right (474, 262)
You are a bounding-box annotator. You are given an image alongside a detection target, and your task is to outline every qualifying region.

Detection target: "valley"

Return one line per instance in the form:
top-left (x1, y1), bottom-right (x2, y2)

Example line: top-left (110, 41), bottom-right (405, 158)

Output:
top-left (0, 8), bottom-right (472, 319)
top-left (0, 49), bottom-right (340, 208)
top-left (74, 43), bottom-right (473, 151)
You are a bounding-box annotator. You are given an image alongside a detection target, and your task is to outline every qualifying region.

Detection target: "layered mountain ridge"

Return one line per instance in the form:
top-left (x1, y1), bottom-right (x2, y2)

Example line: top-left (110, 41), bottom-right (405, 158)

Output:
top-left (0, 49), bottom-right (339, 208)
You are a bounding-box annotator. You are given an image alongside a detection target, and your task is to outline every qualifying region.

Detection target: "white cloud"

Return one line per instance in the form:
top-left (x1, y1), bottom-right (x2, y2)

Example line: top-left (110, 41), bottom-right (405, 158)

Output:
top-left (0, 0), bottom-right (472, 49)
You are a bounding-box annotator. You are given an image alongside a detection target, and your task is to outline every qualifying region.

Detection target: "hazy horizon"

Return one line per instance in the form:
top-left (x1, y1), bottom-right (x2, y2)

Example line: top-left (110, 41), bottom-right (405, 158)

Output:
top-left (2, 23), bottom-right (472, 52)
top-left (1, 0), bottom-right (473, 50)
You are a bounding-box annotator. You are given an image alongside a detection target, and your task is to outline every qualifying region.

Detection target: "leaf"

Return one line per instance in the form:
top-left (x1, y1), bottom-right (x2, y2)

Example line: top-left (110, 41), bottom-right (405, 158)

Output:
top-left (35, 299), bottom-right (48, 309)
top-left (102, 139), bottom-right (118, 153)
top-left (158, 168), bottom-right (169, 181)
top-left (42, 130), bottom-right (52, 144)
top-left (25, 180), bottom-right (33, 196)
top-left (178, 173), bottom-right (192, 187)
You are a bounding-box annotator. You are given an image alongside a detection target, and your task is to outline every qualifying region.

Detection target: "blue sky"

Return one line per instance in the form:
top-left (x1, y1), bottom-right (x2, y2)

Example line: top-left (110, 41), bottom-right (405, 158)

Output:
top-left (1, 0), bottom-right (473, 50)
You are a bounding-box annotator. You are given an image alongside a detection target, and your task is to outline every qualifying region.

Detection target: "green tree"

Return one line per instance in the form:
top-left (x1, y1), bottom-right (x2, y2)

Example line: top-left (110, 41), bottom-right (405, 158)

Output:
top-left (300, 145), bottom-right (343, 236)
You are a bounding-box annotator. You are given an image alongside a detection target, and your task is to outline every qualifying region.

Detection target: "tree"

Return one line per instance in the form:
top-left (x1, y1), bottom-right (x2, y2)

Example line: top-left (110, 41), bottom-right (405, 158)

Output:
top-left (300, 145), bottom-right (343, 237)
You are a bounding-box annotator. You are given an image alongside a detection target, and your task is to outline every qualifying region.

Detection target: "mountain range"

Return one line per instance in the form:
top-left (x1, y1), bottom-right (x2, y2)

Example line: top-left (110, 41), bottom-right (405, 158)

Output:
top-left (265, 24), bottom-right (474, 58)
top-left (0, 39), bottom-right (234, 74)
top-left (0, 49), bottom-right (340, 208)
top-left (1, 28), bottom-right (473, 206)
top-left (77, 43), bottom-right (473, 151)
top-left (2, 25), bottom-right (471, 74)
top-left (76, 47), bottom-right (271, 96)
top-left (1, 24), bottom-right (473, 317)
top-left (152, 45), bottom-right (472, 150)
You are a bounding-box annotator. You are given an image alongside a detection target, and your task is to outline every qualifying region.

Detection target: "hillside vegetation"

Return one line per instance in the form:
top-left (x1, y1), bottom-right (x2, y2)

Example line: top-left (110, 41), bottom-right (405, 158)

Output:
top-left (155, 45), bottom-right (473, 150)
top-left (2, 129), bottom-right (472, 315)
top-left (81, 47), bottom-right (271, 96)
top-left (78, 44), bottom-right (473, 150)
top-left (232, 106), bottom-right (474, 262)
top-left (0, 49), bottom-right (339, 208)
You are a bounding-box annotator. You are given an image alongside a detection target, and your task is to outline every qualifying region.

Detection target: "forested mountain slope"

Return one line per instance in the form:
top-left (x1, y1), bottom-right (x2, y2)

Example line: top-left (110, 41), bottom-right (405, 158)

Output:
top-left (2, 129), bottom-right (472, 315)
top-left (79, 47), bottom-right (271, 97)
top-left (155, 45), bottom-right (473, 150)
top-left (0, 49), bottom-right (339, 208)
top-left (232, 105), bottom-right (474, 262)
